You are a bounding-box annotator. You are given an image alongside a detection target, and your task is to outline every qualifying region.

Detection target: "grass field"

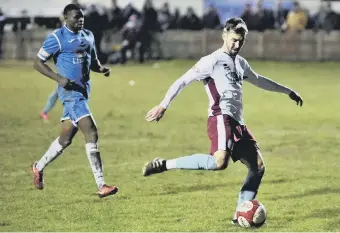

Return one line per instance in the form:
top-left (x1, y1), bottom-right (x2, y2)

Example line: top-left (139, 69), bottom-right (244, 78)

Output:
top-left (0, 59), bottom-right (340, 232)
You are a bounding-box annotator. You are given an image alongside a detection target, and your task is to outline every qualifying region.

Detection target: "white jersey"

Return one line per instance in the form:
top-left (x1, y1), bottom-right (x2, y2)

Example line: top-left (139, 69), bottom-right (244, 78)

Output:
top-left (159, 49), bottom-right (292, 124)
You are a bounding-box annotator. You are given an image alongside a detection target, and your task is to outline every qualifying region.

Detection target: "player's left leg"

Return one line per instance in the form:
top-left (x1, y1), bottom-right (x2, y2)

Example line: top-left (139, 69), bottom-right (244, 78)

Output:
top-left (77, 115), bottom-right (118, 198)
top-left (40, 88), bottom-right (58, 121)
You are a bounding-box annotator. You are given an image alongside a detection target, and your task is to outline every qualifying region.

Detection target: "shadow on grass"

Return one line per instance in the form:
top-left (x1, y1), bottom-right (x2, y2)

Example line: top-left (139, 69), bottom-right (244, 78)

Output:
top-left (152, 183), bottom-right (229, 196)
top-left (263, 178), bottom-right (296, 184)
top-left (269, 187), bottom-right (340, 200)
top-left (148, 176), bottom-right (296, 196)
top-left (0, 222), bottom-right (10, 227)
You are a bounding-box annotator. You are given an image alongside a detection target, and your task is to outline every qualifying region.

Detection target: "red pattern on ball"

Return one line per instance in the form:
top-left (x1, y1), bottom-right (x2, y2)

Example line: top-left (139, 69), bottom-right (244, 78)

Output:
top-left (237, 200), bottom-right (261, 226)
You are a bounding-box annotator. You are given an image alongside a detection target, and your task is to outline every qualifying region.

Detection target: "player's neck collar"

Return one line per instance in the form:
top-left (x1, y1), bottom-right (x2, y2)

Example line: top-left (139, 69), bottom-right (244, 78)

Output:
top-left (64, 25), bottom-right (80, 34)
top-left (221, 48), bottom-right (237, 59)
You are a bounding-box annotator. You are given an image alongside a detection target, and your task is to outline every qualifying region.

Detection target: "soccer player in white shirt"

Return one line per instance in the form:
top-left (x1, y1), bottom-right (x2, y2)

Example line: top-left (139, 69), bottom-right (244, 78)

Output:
top-left (142, 17), bottom-right (303, 224)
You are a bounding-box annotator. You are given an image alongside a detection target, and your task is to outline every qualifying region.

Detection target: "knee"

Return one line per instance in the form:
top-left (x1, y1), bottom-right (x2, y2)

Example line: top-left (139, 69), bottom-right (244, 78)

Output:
top-left (86, 130), bottom-right (98, 143)
top-left (58, 138), bottom-right (72, 148)
top-left (214, 150), bottom-right (229, 170)
top-left (258, 164), bottom-right (265, 176)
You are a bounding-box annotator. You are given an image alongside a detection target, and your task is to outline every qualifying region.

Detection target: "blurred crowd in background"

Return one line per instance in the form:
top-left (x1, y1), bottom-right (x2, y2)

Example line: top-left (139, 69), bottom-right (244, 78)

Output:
top-left (0, 0), bottom-right (339, 63)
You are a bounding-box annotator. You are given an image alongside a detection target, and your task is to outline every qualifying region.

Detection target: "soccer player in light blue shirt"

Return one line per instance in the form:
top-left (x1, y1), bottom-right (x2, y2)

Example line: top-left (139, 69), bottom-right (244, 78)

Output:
top-left (31, 4), bottom-right (118, 198)
top-left (39, 87), bottom-right (58, 121)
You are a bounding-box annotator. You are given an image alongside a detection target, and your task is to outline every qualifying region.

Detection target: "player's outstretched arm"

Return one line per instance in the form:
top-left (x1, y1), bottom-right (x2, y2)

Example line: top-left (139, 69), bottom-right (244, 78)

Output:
top-left (145, 55), bottom-right (216, 122)
top-left (144, 72), bottom-right (196, 122)
top-left (33, 57), bottom-right (71, 89)
top-left (244, 65), bottom-right (303, 106)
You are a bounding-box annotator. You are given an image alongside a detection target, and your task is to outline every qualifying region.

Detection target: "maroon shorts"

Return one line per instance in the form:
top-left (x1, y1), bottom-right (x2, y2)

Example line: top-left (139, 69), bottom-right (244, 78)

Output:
top-left (207, 115), bottom-right (259, 162)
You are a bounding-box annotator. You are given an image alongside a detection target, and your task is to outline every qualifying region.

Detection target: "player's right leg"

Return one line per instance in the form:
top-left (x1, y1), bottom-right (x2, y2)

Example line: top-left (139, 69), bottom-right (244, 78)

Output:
top-left (32, 120), bottom-right (78, 189)
top-left (231, 126), bottom-right (265, 224)
top-left (142, 115), bottom-right (232, 176)
top-left (40, 88), bottom-right (58, 121)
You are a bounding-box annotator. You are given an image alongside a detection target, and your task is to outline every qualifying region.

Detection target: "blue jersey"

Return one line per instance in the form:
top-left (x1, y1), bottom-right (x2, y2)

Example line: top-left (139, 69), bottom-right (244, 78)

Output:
top-left (37, 25), bottom-right (98, 88)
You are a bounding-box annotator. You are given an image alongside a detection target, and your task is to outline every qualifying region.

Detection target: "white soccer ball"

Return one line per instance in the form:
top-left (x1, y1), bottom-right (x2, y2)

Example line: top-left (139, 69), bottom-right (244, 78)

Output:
top-left (236, 200), bottom-right (267, 228)
top-left (128, 80), bottom-right (135, 86)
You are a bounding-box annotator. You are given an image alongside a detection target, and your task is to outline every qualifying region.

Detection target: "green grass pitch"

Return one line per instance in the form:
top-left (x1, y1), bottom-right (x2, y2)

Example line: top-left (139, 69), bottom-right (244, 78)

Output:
top-left (0, 60), bottom-right (340, 231)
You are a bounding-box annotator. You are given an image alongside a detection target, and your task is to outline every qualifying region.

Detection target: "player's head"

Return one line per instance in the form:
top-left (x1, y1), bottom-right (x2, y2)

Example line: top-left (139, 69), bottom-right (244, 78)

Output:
top-left (222, 17), bottom-right (248, 56)
top-left (63, 4), bottom-right (84, 32)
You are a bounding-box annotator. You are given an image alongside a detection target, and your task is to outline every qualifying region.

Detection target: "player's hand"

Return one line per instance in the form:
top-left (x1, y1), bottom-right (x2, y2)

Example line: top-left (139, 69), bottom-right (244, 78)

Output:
top-left (58, 77), bottom-right (73, 90)
top-left (101, 67), bottom-right (111, 77)
top-left (145, 105), bottom-right (166, 122)
top-left (289, 91), bottom-right (303, 106)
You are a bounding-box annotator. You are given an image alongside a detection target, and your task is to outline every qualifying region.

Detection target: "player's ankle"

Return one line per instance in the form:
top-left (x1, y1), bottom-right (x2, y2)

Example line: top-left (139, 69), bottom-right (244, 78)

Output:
top-left (162, 160), bottom-right (168, 171)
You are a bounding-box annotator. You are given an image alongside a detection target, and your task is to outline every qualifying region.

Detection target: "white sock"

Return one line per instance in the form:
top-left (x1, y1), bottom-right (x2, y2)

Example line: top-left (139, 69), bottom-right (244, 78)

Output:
top-left (85, 143), bottom-right (105, 189)
top-left (36, 137), bottom-right (63, 171)
top-left (166, 159), bottom-right (177, 170)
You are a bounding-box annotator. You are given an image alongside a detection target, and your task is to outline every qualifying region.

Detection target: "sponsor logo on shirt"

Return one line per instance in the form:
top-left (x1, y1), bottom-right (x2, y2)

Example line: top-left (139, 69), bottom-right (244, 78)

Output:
top-left (223, 63), bottom-right (242, 84)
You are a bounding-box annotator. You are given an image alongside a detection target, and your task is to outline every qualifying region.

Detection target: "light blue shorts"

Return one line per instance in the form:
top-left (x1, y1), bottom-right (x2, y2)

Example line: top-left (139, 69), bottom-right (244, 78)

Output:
top-left (58, 83), bottom-right (92, 127)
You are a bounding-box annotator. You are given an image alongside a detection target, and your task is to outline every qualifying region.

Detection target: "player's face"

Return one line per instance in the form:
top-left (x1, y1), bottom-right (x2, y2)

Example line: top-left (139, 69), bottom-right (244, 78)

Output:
top-left (224, 31), bottom-right (246, 56)
top-left (65, 9), bottom-right (84, 32)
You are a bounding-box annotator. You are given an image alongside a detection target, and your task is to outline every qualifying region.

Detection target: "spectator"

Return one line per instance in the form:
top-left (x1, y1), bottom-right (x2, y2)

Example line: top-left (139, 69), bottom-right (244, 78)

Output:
top-left (84, 4), bottom-right (107, 61)
top-left (142, 0), bottom-right (159, 33)
top-left (274, 0), bottom-right (289, 29)
top-left (179, 7), bottom-right (202, 30)
top-left (119, 14), bottom-right (146, 64)
top-left (241, 3), bottom-right (260, 30)
top-left (253, 0), bottom-right (275, 31)
top-left (142, 0), bottom-right (162, 59)
top-left (281, 1), bottom-right (308, 33)
top-left (314, 1), bottom-right (339, 33)
top-left (109, 0), bottom-right (124, 31)
top-left (122, 2), bottom-right (140, 25)
top-left (0, 8), bottom-right (5, 60)
top-left (202, 4), bottom-right (221, 29)
top-left (168, 7), bottom-right (181, 29)
top-left (158, 2), bottom-right (172, 31)
top-left (13, 10), bottom-right (31, 60)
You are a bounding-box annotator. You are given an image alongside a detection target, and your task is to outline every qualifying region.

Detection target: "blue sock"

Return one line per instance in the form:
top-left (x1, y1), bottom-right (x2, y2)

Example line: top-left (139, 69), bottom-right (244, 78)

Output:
top-left (42, 90), bottom-right (58, 114)
top-left (166, 154), bottom-right (217, 170)
top-left (233, 191), bottom-right (256, 219)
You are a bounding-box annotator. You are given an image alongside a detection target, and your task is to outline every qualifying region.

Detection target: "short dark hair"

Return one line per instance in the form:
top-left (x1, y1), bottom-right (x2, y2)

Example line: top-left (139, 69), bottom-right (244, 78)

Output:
top-left (63, 4), bottom-right (81, 16)
top-left (223, 17), bottom-right (248, 34)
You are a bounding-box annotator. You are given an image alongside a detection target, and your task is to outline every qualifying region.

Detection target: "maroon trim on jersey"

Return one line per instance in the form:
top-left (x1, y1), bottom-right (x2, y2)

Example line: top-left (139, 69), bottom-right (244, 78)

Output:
top-left (204, 77), bottom-right (221, 116)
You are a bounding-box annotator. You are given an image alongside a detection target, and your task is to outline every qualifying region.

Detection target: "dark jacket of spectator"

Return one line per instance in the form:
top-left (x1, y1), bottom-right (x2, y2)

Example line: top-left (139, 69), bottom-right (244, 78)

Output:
top-left (0, 8), bottom-right (5, 34)
top-left (314, 2), bottom-right (339, 32)
top-left (168, 8), bottom-right (181, 29)
top-left (109, 4), bottom-right (124, 30)
top-left (158, 2), bottom-right (172, 31)
top-left (202, 5), bottom-right (221, 29)
top-left (122, 3), bottom-right (141, 25)
top-left (179, 7), bottom-right (202, 30)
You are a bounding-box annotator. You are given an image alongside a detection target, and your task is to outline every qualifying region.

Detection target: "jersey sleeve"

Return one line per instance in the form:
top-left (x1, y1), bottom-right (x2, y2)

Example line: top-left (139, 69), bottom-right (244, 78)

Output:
top-left (37, 33), bottom-right (61, 61)
top-left (191, 54), bottom-right (216, 80)
top-left (243, 60), bottom-right (292, 94)
top-left (159, 54), bottom-right (216, 109)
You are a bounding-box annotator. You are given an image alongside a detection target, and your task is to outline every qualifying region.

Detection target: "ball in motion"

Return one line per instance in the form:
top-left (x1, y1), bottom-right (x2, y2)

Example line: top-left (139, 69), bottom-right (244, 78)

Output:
top-left (236, 200), bottom-right (266, 228)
